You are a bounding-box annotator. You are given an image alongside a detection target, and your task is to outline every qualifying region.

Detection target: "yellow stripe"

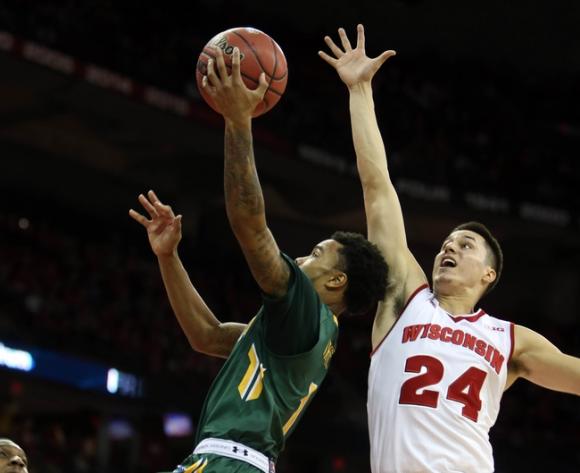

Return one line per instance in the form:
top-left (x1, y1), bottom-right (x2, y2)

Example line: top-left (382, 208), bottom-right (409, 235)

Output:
top-left (183, 458), bottom-right (204, 473)
top-left (332, 314), bottom-right (338, 326)
top-left (238, 344), bottom-right (259, 399)
top-left (197, 459), bottom-right (208, 473)
top-left (246, 364), bottom-right (266, 401)
top-left (282, 382), bottom-right (318, 435)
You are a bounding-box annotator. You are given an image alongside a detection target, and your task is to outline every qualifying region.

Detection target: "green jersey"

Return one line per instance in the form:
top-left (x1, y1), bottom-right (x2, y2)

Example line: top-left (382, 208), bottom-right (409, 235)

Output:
top-left (195, 254), bottom-right (339, 460)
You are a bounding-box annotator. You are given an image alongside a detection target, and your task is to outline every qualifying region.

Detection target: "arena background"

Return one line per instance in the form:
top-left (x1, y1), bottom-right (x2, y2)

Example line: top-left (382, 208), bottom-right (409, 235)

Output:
top-left (1, 1), bottom-right (579, 471)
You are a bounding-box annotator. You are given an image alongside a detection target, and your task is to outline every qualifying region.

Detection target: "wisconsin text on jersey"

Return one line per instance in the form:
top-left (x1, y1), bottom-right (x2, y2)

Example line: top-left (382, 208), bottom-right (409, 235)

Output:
top-left (401, 322), bottom-right (507, 374)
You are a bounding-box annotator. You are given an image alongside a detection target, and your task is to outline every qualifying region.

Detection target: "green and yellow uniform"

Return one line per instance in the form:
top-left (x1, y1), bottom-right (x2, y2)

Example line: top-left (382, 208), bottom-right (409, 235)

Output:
top-left (169, 255), bottom-right (338, 473)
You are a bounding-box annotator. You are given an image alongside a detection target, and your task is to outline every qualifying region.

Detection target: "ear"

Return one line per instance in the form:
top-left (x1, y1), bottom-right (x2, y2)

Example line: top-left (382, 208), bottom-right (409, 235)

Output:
top-left (482, 266), bottom-right (496, 285)
top-left (325, 271), bottom-right (347, 291)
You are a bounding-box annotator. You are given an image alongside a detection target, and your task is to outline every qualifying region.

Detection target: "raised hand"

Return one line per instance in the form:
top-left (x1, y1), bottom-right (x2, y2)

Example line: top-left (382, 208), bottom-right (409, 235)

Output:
top-left (201, 46), bottom-right (269, 124)
top-left (129, 190), bottom-right (182, 257)
top-left (319, 24), bottom-right (396, 88)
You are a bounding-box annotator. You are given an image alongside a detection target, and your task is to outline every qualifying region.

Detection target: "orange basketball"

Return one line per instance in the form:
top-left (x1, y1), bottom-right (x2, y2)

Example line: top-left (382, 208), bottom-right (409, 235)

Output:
top-left (196, 27), bottom-right (288, 117)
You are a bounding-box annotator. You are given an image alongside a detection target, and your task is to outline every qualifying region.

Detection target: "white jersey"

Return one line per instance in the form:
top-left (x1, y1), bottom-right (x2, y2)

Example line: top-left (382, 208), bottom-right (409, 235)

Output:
top-left (368, 285), bottom-right (514, 473)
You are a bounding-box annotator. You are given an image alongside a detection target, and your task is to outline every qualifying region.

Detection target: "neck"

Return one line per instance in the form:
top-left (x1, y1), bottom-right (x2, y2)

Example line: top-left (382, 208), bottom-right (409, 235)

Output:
top-left (436, 292), bottom-right (479, 316)
top-left (327, 302), bottom-right (346, 317)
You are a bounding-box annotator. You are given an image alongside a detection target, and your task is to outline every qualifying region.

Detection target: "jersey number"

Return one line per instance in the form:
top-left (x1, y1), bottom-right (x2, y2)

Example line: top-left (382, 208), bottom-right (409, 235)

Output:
top-left (398, 355), bottom-right (487, 422)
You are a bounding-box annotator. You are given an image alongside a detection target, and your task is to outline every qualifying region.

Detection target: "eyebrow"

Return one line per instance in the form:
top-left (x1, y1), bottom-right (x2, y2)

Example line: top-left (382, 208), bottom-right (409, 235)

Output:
top-left (442, 235), bottom-right (477, 246)
top-left (312, 245), bottom-right (324, 253)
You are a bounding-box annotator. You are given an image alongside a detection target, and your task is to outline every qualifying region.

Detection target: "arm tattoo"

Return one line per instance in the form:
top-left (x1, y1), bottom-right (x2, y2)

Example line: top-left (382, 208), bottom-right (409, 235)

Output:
top-left (224, 124), bottom-right (264, 217)
top-left (223, 122), bottom-right (290, 296)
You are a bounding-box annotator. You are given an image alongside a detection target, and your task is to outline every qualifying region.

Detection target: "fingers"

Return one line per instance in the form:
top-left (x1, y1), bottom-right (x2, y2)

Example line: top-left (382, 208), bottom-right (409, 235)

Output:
top-left (318, 50), bottom-right (337, 66)
top-left (324, 35), bottom-right (344, 58)
top-left (214, 47), bottom-right (229, 82)
top-left (145, 189), bottom-right (176, 219)
top-left (231, 47), bottom-right (242, 84)
top-left (138, 193), bottom-right (158, 219)
top-left (201, 74), bottom-right (217, 96)
top-left (206, 57), bottom-right (221, 88)
top-left (147, 189), bottom-right (160, 205)
top-left (254, 72), bottom-right (269, 99)
top-left (128, 209), bottom-right (149, 227)
top-left (338, 27), bottom-right (352, 52)
top-left (374, 50), bottom-right (397, 68)
top-left (154, 200), bottom-right (175, 218)
top-left (356, 24), bottom-right (365, 50)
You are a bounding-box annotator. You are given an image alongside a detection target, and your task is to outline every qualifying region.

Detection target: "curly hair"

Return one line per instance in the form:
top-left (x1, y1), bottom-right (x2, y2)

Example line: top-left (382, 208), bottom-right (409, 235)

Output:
top-left (453, 221), bottom-right (503, 294)
top-left (331, 231), bottom-right (389, 315)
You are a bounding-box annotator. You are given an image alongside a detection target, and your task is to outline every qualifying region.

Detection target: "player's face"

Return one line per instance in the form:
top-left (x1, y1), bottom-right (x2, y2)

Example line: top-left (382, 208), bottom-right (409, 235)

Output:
top-left (295, 239), bottom-right (343, 282)
top-left (432, 230), bottom-right (492, 296)
top-left (0, 440), bottom-right (28, 473)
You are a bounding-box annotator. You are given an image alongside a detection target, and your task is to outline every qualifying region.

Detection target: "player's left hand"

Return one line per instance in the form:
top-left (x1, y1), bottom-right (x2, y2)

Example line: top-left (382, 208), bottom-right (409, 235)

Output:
top-left (201, 46), bottom-right (269, 125)
top-left (319, 24), bottom-right (396, 88)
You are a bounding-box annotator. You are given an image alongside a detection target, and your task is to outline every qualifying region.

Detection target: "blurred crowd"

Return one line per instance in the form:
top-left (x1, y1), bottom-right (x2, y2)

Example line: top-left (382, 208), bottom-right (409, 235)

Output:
top-left (1, 1), bottom-right (580, 214)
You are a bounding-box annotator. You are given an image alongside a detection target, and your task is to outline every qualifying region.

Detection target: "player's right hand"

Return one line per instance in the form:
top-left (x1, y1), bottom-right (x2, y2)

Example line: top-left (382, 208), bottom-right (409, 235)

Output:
top-left (201, 46), bottom-right (268, 124)
top-left (129, 190), bottom-right (182, 257)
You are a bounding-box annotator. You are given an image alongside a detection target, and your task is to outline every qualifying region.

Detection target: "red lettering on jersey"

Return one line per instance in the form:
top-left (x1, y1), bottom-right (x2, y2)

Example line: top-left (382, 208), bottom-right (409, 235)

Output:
top-left (440, 327), bottom-right (452, 343)
top-left (402, 325), bottom-right (423, 343)
top-left (475, 339), bottom-right (487, 356)
top-left (490, 348), bottom-right (505, 374)
top-left (400, 324), bottom-right (507, 374)
top-left (484, 344), bottom-right (495, 362)
top-left (463, 333), bottom-right (476, 350)
top-left (451, 329), bottom-right (465, 345)
top-left (428, 324), bottom-right (441, 340)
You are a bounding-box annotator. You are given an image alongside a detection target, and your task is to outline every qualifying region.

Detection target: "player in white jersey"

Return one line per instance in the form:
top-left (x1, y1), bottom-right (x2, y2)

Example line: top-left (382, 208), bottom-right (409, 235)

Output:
top-left (320, 25), bottom-right (580, 472)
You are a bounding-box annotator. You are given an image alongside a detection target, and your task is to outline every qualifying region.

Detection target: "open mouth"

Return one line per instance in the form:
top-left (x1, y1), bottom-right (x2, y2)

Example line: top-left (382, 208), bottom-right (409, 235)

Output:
top-left (441, 257), bottom-right (457, 268)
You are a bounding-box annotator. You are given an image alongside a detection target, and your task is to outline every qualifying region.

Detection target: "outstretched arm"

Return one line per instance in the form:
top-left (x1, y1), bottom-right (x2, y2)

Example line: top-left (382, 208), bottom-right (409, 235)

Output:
top-left (507, 325), bottom-right (580, 395)
top-left (320, 26), bottom-right (427, 297)
top-left (130, 191), bottom-right (246, 358)
top-left (320, 25), bottom-right (427, 346)
top-left (201, 47), bottom-right (290, 297)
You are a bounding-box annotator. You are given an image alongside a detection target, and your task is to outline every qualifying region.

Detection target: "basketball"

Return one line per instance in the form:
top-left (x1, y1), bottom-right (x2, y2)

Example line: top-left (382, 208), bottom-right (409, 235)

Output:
top-left (196, 27), bottom-right (288, 117)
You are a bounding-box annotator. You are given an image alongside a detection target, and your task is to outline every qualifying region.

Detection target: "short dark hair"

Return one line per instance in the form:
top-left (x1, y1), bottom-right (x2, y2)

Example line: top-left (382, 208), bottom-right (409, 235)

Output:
top-left (331, 231), bottom-right (389, 315)
top-left (453, 221), bottom-right (503, 294)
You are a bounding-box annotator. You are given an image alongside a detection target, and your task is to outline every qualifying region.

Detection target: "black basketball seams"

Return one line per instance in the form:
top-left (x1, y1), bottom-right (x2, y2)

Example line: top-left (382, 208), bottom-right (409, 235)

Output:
top-left (231, 31), bottom-right (287, 81)
top-left (267, 37), bottom-right (287, 95)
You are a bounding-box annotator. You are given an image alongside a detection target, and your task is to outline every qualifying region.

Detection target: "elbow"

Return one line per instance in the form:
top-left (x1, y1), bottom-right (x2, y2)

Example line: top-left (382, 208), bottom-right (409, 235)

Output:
top-left (186, 336), bottom-right (207, 354)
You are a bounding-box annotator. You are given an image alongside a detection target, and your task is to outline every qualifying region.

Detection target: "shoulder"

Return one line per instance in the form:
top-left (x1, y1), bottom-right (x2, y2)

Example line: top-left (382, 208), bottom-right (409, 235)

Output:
top-left (512, 325), bottom-right (547, 357)
top-left (262, 253), bottom-right (314, 303)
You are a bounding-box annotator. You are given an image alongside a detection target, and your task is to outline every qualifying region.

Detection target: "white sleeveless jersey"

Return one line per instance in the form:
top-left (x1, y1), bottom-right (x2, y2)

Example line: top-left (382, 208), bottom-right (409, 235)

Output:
top-left (368, 285), bottom-right (514, 473)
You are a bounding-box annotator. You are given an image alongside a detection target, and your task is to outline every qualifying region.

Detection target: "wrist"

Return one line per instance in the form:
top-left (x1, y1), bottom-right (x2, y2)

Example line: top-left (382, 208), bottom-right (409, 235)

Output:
top-left (225, 115), bottom-right (252, 130)
top-left (157, 249), bottom-right (179, 261)
top-left (347, 81), bottom-right (373, 94)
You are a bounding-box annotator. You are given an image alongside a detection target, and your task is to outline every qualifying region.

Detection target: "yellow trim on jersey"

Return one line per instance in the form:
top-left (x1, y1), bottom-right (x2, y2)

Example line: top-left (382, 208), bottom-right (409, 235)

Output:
top-left (184, 458), bottom-right (208, 473)
top-left (246, 363), bottom-right (267, 400)
top-left (323, 340), bottom-right (336, 369)
top-left (333, 315), bottom-right (339, 326)
top-left (197, 459), bottom-right (208, 473)
top-left (238, 344), bottom-right (266, 401)
top-left (283, 382), bottom-right (318, 435)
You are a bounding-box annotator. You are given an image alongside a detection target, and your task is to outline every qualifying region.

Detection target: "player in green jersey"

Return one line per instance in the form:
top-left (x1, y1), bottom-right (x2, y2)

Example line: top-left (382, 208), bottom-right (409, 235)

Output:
top-left (130, 46), bottom-right (388, 473)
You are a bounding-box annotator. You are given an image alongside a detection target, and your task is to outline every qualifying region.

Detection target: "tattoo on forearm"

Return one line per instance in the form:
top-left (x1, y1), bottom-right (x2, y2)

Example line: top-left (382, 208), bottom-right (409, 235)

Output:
top-left (224, 125), bottom-right (264, 217)
top-left (223, 124), bottom-right (290, 296)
